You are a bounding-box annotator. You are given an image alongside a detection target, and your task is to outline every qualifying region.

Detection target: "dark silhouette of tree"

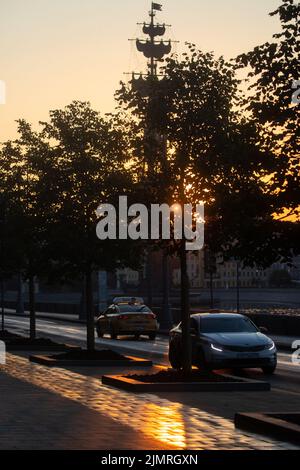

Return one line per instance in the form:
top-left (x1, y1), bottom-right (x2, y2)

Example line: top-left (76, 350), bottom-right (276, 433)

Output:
top-left (0, 122), bottom-right (51, 340)
top-left (0, 102), bottom-right (144, 349)
top-left (40, 101), bottom-right (143, 351)
top-left (117, 44), bottom-right (298, 373)
top-left (237, 0), bottom-right (300, 220)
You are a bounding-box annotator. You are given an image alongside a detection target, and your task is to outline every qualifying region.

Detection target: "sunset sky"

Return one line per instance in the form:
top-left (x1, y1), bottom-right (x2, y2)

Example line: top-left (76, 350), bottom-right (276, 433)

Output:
top-left (1, 0), bottom-right (281, 141)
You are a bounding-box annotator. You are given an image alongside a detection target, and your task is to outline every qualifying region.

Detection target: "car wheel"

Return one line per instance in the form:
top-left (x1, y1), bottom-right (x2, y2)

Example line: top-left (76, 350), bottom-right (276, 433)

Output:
top-left (97, 329), bottom-right (104, 338)
top-left (196, 349), bottom-right (211, 372)
top-left (169, 343), bottom-right (182, 370)
top-left (262, 365), bottom-right (276, 375)
top-left (134, 334), bottom-right (140, 340)
top-left (148, 333), bottom-right (156, 340)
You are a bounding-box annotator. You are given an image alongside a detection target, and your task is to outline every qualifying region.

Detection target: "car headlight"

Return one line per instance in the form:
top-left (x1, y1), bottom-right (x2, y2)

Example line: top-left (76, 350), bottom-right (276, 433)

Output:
top-left (268, 341), bottom-right (275, 351)
top-left (211, 343), bottom-right (223, 352)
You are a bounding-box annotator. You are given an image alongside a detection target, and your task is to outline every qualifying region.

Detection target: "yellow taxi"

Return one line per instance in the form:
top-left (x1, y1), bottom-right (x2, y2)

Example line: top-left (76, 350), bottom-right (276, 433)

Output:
top-left (95, 297), bottom-right (159, 340)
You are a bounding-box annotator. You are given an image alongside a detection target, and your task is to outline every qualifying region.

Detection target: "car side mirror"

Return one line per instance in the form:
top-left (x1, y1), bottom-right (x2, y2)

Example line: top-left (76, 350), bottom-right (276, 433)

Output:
top-left (259, 326), bottom-right (268, 334)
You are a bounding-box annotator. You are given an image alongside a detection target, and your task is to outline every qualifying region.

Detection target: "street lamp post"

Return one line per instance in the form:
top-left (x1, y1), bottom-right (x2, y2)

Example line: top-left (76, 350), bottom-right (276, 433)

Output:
top-left (131, 3), bottom-right (174, 324)
top-left (98, 270), bottom-right (108, 313)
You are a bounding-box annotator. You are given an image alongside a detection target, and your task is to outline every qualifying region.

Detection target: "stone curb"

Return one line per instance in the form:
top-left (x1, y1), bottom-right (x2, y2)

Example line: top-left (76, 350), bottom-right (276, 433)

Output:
top-left (102, 372), bottom-right (271, 393)
top-left (29, 354), bottom-right (153, 368)
top-left (235, 412), bottom-right (300, 445)
top-left (5, 343), bottom-right (80, 352)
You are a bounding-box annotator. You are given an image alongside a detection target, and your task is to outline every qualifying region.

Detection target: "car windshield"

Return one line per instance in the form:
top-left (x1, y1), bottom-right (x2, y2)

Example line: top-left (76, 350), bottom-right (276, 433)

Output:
top-left (118, 304), bottom-right (151, 313)
top-left (200, 316), bottom-right (258, 334)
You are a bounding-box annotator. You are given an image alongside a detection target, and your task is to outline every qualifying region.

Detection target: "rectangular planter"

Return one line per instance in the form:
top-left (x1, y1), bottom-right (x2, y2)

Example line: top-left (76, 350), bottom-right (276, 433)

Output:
top-left (29, 354), bottom-right (152, 368)
top-left (235, 412), bottom-right (300, 445)
top-left (102, 372), bottom-right (270, 393)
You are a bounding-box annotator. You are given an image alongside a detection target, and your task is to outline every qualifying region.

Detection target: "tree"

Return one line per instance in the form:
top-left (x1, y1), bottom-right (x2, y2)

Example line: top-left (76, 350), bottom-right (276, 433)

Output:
top-left (117, 44), bottom-right (298, 374)
top-left (0, 123), bottom-right (51, 340)
top-left (162, 47), bottom-right (287, 372)
top-left (40, 101), bottom-right (143, 351)
top-left (237, 0), bottom-right (300, 220)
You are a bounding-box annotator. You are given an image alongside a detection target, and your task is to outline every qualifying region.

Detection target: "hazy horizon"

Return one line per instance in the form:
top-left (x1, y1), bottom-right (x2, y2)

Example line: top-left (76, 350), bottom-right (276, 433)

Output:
top-left (1, 0), bottom-right (281, 141)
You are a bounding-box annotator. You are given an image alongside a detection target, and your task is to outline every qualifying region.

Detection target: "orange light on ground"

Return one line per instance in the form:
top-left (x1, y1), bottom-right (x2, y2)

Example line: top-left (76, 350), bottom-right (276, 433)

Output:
top-left (139, 402), bottom-right (186, 449)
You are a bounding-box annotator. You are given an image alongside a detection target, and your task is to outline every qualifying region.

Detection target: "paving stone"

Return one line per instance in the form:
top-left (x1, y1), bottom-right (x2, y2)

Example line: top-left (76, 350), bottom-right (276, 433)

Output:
top-left (0, 354), bottom-right (299, 449)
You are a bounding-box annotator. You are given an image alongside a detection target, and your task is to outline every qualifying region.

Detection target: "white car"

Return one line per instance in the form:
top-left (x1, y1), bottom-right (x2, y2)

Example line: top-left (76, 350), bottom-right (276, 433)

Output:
top-left (169, 313), bottom-right (277, 374)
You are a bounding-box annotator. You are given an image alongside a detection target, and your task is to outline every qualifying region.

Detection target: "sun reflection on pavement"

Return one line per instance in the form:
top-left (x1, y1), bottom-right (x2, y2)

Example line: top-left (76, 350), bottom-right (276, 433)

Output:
top-left (139, 402), bottom-right (186, 449)
top-left (1, 354), bottom-right (298, 450)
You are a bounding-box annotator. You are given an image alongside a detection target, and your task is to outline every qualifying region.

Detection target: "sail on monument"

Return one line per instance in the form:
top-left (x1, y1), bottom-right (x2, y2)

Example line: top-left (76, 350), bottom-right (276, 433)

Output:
top-left (131, 2), bottom-right (174, 80)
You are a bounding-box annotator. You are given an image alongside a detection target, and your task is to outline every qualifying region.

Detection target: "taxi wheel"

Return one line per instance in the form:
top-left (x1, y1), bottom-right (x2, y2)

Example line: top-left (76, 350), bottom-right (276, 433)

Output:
top-left (97, 329), bottom-right (104, 338)
top-left (196, 349), bottom-right (212, 372)
top-left (134, 334), bottom-right (140, 340)
top-left (262, 365), bottom-right (276, 375)
top-left (148, 333), bottom-right (156, 340)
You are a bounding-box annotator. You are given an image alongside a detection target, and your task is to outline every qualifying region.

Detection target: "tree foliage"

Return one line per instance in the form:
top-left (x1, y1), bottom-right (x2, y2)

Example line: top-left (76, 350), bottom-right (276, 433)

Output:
top-left (0, 102), bottom-right (145, 347)
top-left (237, 0), bottom-right (300, 218)
top-left (116, 42), bottom-right (299, 372)
top-left (0, 121), bottom-right (52, 337)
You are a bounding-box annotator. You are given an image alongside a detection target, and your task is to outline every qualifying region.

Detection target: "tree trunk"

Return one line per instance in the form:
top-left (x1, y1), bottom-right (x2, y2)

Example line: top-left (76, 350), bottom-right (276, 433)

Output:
top-left (210, 271), bottom-right (214, 310)
top-left (236, 261), bottom-right (240, 314)
top-left (161, 252), bottom-right (172, 330)
top-left (28, 274), bottom-right (36, 341)
top-left (85, 268), bottom-right (95, 351)
top-left (16, 271), bottom-right (24, 315)
top-left (79, 275), bottom-right (87, 321)
top-left (1, 276), bottom-right (4, 331)
top-left (146, 251), bottom-right (153, 309)
top-left (180, 238), bottom-right (192, 375)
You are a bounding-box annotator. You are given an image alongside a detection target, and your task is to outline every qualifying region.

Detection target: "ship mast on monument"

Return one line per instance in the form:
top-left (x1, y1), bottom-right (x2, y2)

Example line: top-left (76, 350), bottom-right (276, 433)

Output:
top-left (130, 2), bottom-right (175, 83)
top-left (127, 4), bottom-right (175, 321)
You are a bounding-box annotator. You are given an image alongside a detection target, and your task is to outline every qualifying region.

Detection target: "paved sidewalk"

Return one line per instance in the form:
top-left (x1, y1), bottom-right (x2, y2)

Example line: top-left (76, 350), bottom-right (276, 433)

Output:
top-left (0, 359), bottom-right (172, 450)
top-left (5, 309), bottom-right (82, 324)
top-left (0, 353), bottom-right (299, 450)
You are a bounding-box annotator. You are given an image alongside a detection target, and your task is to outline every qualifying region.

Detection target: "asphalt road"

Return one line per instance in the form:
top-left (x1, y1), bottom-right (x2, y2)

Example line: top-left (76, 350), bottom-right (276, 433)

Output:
top-left (4, 315), bottom-right (300, 394)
